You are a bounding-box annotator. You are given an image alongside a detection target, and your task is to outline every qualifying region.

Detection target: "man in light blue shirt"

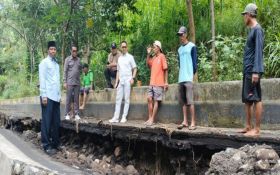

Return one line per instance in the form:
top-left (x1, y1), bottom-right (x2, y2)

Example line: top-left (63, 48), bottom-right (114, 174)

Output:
top-left (176, 26), bottom-right (198, 130)
top-left (39, 41), bottom-right (61, 156)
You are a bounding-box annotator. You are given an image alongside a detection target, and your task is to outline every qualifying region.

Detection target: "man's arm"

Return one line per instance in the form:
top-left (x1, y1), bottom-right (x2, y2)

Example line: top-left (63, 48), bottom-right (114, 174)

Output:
top-left (39, 61), bottom-right (48, 105)
top-left (114, 71), bottom-right (119, 88)
top-left (39, 61), bottom-right (47, 97)
top-left (252, 28), bottom-right (264, 83)
top-left (191, 46), bottom-right (198, 74)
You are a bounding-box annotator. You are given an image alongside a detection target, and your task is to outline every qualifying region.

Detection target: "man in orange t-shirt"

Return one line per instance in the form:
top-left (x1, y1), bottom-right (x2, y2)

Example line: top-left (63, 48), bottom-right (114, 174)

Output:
top-left (145, 40), bottom-right (168, 125)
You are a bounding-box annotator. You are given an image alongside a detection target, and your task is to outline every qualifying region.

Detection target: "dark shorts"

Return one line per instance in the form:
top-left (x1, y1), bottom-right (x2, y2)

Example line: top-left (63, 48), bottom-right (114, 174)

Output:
top-left (242, 74), bottom-right (262, 103)
top-left (148, 86), bottom-right (164, 101)
top-left (80, 87), bottom-right (90, 95)
top-left (179, 82), bottom-right (194, 105)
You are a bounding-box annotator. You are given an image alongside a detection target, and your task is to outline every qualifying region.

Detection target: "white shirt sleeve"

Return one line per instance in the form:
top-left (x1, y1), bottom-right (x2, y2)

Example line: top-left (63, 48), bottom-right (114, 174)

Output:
top-left (130, 55), bottom-right (137, 69)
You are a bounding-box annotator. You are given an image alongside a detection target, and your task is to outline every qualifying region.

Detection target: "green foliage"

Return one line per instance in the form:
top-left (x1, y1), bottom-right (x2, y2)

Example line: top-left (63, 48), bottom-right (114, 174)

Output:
top-left (264, 36), bottom-right (280, 78)
top-left (90, 50), bottom-right (108, 89)
top-left (0, 0), bottom-right (280, 98)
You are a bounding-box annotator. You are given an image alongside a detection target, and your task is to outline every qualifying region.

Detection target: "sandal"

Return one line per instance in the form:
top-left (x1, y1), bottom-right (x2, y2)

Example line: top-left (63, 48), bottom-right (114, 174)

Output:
top-left (177, 124), bottom-right (188, 130)
top-left (189, 126), bottom-right (197, 130)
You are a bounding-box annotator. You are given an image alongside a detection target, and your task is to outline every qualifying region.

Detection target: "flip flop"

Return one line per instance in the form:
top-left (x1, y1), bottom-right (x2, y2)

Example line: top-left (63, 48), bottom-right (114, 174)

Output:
top-left (189, 126), bottom-right (197, 130)
top-left (237, 128), bottom-right (251, 133)
top-left (177, 124), bottom-right (188, 130)
top-left (146, 122), bottom-right (156, 126)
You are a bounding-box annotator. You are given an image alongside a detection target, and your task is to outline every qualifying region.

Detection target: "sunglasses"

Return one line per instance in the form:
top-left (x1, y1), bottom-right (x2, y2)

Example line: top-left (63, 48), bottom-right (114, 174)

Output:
top-left (178, 33), bottom-right (184, 36)
top-left (72, 50), bottom-right (77, 52)
top-left (121, 46), bottom-right (127, 48)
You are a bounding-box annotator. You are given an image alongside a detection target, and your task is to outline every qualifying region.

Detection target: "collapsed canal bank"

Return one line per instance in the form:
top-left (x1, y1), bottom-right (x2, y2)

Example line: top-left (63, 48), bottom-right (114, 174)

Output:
top-left (2, 109), bottom-right (280, 175)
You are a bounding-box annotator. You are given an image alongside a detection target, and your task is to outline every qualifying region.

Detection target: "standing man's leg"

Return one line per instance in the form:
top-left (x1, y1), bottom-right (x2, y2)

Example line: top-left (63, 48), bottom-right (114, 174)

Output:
top-left (186, 82), bottom-right (196, 129)
top-left (41, 97), bottom-right (56, 155)
top-left (65, 86), bottom-right (74, 119)
top-left (178, 84), bottom-right (188, 129)
top-left (110, 83), bottom-right (124, 122)
top-left (73, 85), bottom-right (80, 120)
top-left (146, 86), bottom-right (154, 124)
top-left (121, 80), bottom-right (131, 122)
top-left (41, 97), bottom-right (53, 150)
top-left (189, 104), bottom-right (196, 127)
top-left (147, 87), bottom-right (163, 125)
top-left (254, 101), bottom-right (263, 133)
top-left (79, 89), bottom-right (83, 108)
top-left (104, 68), bottom-right (112, 88)
top-left (80, 88), bottom-right (89, 110)
top-left (50, 100), bottom-right (61, 150)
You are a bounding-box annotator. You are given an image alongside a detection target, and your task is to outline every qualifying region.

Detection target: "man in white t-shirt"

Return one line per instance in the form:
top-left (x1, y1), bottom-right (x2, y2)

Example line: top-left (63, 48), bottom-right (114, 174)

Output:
top-left (109, 41), bottom-right (137, 123)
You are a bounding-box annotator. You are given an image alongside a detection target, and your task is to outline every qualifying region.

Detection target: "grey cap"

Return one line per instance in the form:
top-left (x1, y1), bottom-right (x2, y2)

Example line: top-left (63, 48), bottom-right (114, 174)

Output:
top-left (241, 3), bottom-right (257, 16)
top-left (177, 26), bottom-right (187, 35)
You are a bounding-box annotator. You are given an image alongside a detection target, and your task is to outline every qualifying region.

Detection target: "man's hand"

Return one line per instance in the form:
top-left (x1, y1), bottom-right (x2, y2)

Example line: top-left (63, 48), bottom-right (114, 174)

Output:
top-left (63, 83), bottom-right (67, 90)
top-left (130, 78), bottom-right (134, 85)
top-left (114, 80), bottom-right (119, 89)
top-left (164, 83), bottom-right (169, 91)
top-left (252, 73), bottom-right (259, 84)
top-left (42, 97), bottom-right (48, 106)
top-left (147, 47), bottom-right (152, 54)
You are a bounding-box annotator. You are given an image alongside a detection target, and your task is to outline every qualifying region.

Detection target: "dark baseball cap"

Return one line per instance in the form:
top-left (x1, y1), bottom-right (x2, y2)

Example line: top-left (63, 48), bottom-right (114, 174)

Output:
top-left (241, 3), bottom-right (258, 16)
top-left (111, 42), bottom-right (117, 49)
top-left (177, 26), bottom-right (187, 35)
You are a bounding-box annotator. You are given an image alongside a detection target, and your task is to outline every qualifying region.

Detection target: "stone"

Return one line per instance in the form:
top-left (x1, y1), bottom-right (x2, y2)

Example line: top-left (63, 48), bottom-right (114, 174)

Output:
top-left (126, 165), bottom-right (139, 175)
top-left (13, 161), bottom-right (22, 174)
top-left (113, 164), bottom-right (125, 174)
top-left (231, 151), bottom-right (247, 162)
top-left (114, 147), bottom-right (121, 157)
top-left (78, 154), bottom-right (87, 164)
top-left (105, 155), bottom-right (112, 163)
top-left (255, 160), bottom-right (271, 171)
top-left (94, 159), bottom-right (100, 164)
top-left (86, 154), bottom-right (94, 166)
top-left (255, 148), bottom-right (279, 161)
top-left (206, 144), bottom-right (280, 175)
top-left (23, 130), bottom-right (37, 140)
top-left (66, 151), bottom-right (78, 160)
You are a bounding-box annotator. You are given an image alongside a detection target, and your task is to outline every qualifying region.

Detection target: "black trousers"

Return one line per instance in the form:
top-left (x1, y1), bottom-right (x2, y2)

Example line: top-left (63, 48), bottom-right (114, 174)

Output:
top-left (40, 97), bottom-right (60, 150)
top-left (104, 68), bottom-right (117, 88)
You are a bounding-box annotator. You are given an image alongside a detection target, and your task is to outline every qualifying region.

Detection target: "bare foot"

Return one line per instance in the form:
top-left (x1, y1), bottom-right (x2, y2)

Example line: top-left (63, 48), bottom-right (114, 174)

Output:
top-left (244, 129), bottom-right (260, 137)
top-left (79, 106), bottom-right (84, 110)
top-left (238, 127), bottom-right (251, 133)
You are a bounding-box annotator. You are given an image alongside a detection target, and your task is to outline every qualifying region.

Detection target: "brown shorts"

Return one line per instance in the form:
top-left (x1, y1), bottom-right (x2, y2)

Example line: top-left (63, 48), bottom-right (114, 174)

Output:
top-left (179, 82), bottom-right (194, 105)
top-left (148, 86), bottom-right (164, 101)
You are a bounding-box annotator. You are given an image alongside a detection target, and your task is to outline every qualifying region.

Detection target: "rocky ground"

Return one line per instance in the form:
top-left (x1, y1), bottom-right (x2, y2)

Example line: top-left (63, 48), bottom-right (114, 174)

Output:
top-left (21, 126), bottom-right (212, 175)
top-left (206, 144), bottom-right (280, 175)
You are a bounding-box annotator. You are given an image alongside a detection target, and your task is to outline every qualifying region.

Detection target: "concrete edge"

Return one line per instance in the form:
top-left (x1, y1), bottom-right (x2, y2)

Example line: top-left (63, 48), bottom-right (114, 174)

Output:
top-left (0, 133), bottom-right (55, 175)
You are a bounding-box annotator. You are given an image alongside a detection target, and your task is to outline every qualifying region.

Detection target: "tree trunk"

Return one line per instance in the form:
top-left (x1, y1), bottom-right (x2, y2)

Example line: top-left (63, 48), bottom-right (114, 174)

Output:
top-left (186, 0), bottom-right (195, 43)
top-left (210, 0), bottom-right (217, 81)
top-left (186, 0), bottom-right (198, 82)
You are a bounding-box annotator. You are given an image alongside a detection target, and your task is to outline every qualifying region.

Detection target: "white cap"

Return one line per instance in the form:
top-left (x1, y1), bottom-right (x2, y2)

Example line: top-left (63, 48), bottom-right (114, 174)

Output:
top-left (153, 40), bottom-right (162, 51)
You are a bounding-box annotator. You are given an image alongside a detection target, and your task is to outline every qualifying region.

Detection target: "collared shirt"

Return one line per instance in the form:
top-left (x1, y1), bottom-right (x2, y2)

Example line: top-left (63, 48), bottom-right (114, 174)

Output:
top-left (108, 51), bottom-right (121, 71)
top-left (243, 24), bottom-right (264, 74)
top-left (147, 53), bottom-right (168, 87)
top-left (63, 55), bottom-right (82, 85)
top-left (117, 53), bottom-right (137, 83)
top-left (39, 55), bottom-right (61, 102)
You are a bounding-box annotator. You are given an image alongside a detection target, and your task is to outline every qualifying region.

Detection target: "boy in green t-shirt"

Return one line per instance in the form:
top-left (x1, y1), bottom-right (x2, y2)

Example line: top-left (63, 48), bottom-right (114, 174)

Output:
top-left (79, 63), bottom-right (93, 109)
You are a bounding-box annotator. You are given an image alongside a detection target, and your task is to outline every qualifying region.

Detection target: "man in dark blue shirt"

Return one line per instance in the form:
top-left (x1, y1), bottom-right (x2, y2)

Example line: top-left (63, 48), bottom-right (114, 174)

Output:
top-left (240, 3), bottom-right (264, 136)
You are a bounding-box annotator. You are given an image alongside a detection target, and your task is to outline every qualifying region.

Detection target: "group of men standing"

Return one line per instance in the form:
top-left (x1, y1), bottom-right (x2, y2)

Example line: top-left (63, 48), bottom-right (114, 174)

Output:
top-left (106, 27), bottom-right (198, 130)
top-left (38, 3), bottom-right (264, 156)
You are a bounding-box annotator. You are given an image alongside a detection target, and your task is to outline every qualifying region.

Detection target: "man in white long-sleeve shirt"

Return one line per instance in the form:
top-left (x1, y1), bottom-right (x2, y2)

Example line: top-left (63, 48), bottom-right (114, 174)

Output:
top-left (109, 41), bottom-right (137, 123)
top-left (39, 41), bottom-right (61, 156)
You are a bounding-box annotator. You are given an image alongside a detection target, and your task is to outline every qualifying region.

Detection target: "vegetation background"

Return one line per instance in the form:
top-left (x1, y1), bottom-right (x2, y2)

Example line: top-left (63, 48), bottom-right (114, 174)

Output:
top-left (0, 0), bottom-right (279, 99)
